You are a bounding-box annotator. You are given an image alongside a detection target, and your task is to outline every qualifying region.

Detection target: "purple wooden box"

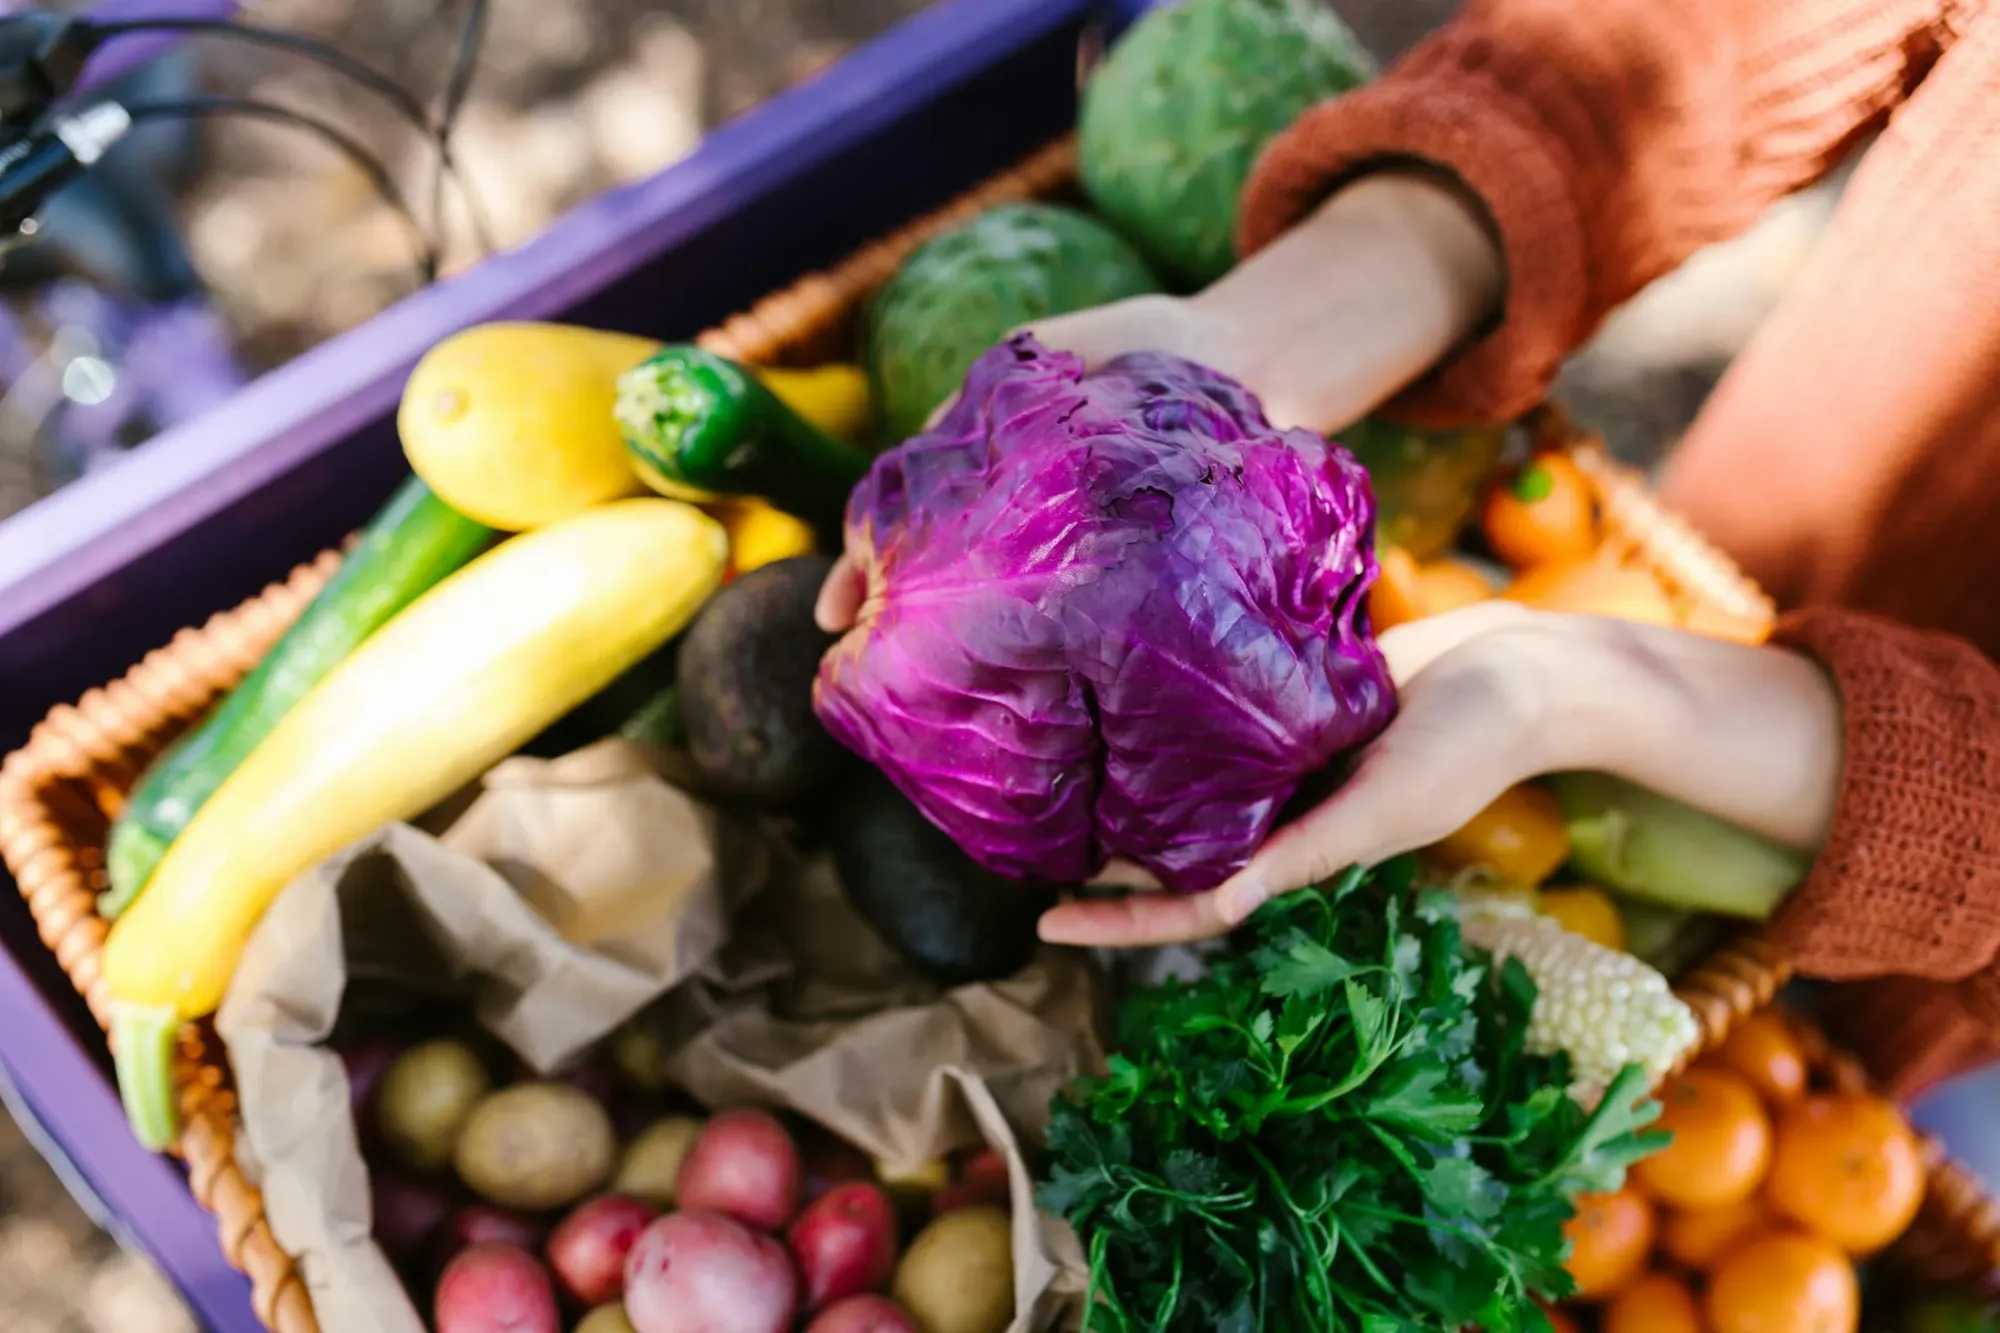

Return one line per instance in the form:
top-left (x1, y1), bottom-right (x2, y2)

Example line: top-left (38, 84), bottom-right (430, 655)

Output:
top-left (0, 2), bottom-right (1137, 1324)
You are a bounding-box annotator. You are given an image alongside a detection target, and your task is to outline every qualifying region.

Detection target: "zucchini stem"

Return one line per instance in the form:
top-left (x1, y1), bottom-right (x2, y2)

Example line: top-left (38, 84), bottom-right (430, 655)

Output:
top-left (111, 1002), bottom-right (184, 1152)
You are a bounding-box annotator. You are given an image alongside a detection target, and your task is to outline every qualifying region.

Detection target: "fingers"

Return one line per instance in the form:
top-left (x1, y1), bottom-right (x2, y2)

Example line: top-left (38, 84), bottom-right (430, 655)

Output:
top-left (1215, 748), bottom-right (1429, 919)
top-left (1083, 858), bottom-right (1164, 891)
top-left (1024, 294), bottom-right (1184, 369)
top-left (1377, 601), bottom-right (1533, 685)
top-left (814, 552), bottom-right (865, 633)
top-left (1214, 643), bottom-right (1546, 909)
top-left (1038, 886), bottom-right (1235, 948)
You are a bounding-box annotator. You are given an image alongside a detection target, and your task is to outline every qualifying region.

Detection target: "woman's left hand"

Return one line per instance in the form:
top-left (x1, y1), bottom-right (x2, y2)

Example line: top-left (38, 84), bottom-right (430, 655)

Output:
top-left (1037, 603), bottom-right (1844, 949)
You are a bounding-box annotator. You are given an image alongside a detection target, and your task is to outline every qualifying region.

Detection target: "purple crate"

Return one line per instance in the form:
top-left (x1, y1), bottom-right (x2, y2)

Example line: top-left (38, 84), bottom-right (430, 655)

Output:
top-left (0, 1), bottom-right (1119, 1325)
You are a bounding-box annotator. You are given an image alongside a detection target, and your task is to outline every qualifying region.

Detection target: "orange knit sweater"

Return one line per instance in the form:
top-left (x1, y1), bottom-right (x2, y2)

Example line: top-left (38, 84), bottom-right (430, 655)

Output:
top-left (1238, 0), bottom-right (2000, 1098)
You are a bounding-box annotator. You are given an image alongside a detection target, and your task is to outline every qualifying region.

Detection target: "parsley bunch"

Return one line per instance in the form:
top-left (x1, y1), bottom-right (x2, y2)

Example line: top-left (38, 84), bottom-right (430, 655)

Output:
top-left (1038, 858), bottom-right (1667, 1332)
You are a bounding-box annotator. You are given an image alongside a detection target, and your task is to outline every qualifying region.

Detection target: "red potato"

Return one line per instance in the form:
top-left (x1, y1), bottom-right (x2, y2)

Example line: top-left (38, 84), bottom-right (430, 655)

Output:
top-left (434, 1242), bottom-right (560, 1333)
top-left (437, 1205), bottom-right (549, 1275)
top-left (933, 1150), bottom-right (1011, 1217)
top-left (806, 1295), bottom-right (922, 1333)
top-left (547, 1194), bottom-right (660, 1306)
top-left (675, 1108), bottom-right (802, 1230)
top-left (788, 1182), bottom-right (899, 1310)
top-left (369, 1170), bottom-right (456, 1267)
top-left (624, 1211), bottom-right (798, 1333)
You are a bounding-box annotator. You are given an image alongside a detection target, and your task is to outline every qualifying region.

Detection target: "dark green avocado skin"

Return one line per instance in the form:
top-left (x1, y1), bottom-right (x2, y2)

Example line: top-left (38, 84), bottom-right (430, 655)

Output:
top-left (822, 763), bottom-right (1057, 987)
top-left (676, 555), bottom-right (842, 806)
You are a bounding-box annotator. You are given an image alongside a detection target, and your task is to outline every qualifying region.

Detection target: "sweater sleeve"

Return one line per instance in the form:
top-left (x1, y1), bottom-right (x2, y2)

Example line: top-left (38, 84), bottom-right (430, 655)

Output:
top-left (1763, 607), bottom-right (2000, 983)
top-left (1236, 0), bottom-right (1973, 427)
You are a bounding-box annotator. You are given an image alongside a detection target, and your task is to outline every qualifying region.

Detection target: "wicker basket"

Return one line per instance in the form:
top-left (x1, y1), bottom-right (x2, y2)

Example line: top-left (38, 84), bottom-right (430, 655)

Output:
top-left (2, 137), bottom-right (1996, 1331)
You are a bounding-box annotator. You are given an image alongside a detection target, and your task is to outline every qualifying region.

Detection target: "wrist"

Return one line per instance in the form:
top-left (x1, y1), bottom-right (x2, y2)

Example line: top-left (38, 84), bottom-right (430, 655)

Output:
top-left (1189, 171), bottom-right (1503, 431)
top-left (1489, 615), bottom-right (1663, 777)
top-left (1527, 616), bottom-right (1844, 850)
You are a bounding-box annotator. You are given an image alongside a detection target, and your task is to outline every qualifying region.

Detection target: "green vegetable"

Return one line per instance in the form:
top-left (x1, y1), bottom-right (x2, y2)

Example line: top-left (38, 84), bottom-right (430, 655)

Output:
top-left (1549, 772), bottom-right (1809, 920)
top-left (516, 642), bottom-right (679, 760)
top-left (1040, 859), bottom-right (1667, 1333)
top-left (103, 477), bottom-right (493, 917)
top-left (865, 203), bottom-right (1161, 441)
top-left (1906, 1297), bottom-right (2000, 1333)
top-left (1615, 899), bottom-right (1723, 978)
top-left (617, 687), bottom-right (685, 751)
top-left (1342, 416), bottom-right (1508, 561)
top-left (615, 346), bottom-right (869, 548)
top-left (1079, 0), bottom-right (1376, 285)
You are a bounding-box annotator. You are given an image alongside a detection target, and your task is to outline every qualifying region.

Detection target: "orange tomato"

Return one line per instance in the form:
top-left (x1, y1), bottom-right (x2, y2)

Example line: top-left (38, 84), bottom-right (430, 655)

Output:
top-left (1765, 1093), bottom-right (1925, 1254)
top-left (1537, 887), bottom-right (1628, 953)
top-left (1504, 560), bottom-right (1678, 626)
top-left (1706, 1231), bottom-right (1858, 1333)
top-left (1417, 558), bottom-right (1494, 614)
top-left (1564, 1188), bottom-right (1656, 1301)
top-left (1431, 784), bottom-right (1571, 887)
top-left (1633, 1068), bottom-right (1773, 1210)
top-left (1660, 1195), bottom-right (1774, 1271)
top-left (1604, 1272), bottom-right (1705, 1333)
top-left (1713, 1012), bottom-right (1810, 1107)
top-left (1482, 452), bottom-right (1600, 568)
top-left (1371, 545), bottom-right (1426, 631)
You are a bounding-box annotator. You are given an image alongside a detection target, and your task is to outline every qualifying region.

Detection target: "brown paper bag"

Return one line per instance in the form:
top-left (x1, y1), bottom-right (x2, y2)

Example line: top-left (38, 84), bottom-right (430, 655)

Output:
top-left (634, 847), bottom-right (1105, 1331)
top-left (217, 740), bottom-right (1103, 1333)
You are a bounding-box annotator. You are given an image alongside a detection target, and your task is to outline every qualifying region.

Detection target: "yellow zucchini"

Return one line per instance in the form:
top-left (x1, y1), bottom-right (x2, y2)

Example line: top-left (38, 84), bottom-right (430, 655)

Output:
top-left (758, 363), bottom-right (875, 444)
top-left (400, 322), bottom-right (663, 530)
top-left (707, 497), bottom-right (820, 575)
top-left (105, 498), bottom-right (728, 1149)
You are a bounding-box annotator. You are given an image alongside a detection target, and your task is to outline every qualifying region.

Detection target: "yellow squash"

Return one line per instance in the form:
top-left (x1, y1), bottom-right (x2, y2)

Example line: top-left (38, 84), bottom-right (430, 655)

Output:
top-left (400, 322), bottom-right (663, 529)
top-left (401, 324), bottom-right (875, 525)
top-left (105, 498), bottom-right (728, 1149)
top-left (708, 497), bottom-right (819, 575)
top-left (758, 363), bottom-right (874, 444)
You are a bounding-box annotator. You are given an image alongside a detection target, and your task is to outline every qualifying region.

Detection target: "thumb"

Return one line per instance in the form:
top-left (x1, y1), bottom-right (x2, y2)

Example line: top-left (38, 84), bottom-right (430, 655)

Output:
top-left (1212, 743), bottom-right (1438, 924)
top-left (814, 552), bottom-right (866, 633)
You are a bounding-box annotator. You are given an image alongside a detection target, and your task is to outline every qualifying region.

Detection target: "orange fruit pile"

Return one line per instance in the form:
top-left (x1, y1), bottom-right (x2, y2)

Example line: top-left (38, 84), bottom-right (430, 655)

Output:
top-left (1558, 1010), bottom-right (1927, 1333)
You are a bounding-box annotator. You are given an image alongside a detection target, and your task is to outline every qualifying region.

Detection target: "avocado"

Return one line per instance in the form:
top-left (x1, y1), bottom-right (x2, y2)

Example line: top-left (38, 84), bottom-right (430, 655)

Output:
top-left (676, 554), bottom-right (842, 804)
top-left (823, 763), bottom-right (1056, 987)
top-left (866, 202), bottom-right (1161, 441)
top-left (1079, 0), bottom-right (1376, 286)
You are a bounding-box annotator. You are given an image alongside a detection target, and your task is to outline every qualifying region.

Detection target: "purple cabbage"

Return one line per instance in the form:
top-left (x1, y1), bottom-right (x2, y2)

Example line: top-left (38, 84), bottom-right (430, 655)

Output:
top-left (813, 334), bottom-right (1395, 892)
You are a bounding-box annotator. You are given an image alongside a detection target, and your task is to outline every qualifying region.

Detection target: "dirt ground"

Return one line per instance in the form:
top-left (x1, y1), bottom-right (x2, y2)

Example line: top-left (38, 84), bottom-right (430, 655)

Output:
top-left (0, 1), bottom-right (1846, 1329)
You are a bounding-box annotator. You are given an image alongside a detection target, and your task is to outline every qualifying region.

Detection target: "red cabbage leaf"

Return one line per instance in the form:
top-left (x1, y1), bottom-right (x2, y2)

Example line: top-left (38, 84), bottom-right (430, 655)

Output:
top-left (813, 334), bottom-right (1394, 891)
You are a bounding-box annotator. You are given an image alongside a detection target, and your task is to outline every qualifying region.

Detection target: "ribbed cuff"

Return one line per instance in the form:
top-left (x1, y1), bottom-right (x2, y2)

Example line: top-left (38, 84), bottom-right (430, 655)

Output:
top-left (1764, 608), bottom-right (2000, 980)
top-left (1237, 79), bottom-right (1590, 429)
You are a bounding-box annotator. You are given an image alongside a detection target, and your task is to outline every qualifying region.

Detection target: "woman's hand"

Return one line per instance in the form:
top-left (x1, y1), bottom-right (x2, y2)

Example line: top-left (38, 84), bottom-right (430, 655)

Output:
top-left (815, 171), bottom-right (1504, 635)
top-left (1037, 606), bottom-right (1846, 949)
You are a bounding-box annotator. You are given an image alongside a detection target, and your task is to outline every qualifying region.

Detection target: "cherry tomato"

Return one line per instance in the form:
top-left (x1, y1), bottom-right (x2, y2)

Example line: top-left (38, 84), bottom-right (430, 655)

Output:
top-left (1431, 784), bottom-right (1571, 887)
top-left (1482, 452), bottom-right (1600, 568)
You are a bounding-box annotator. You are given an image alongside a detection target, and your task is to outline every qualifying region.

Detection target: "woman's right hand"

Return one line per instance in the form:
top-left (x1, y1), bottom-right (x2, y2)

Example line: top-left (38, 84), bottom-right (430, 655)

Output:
top-left (815, 170), bottom-right (1504, 635)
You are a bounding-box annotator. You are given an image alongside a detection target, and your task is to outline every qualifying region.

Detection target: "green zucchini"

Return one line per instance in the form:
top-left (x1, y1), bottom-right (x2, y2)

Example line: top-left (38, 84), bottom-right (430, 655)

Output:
top-left (614, 346), bottom-right (869, 547)
top-left (102, 476), bottom-right (494, 917)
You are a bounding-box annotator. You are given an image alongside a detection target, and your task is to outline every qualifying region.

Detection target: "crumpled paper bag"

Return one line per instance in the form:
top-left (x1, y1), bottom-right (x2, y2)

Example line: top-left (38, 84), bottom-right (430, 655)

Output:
top-left (216, 738), bottom-right (1105, 1333)
top-left (634, 844), bottom-right (1107, 1330)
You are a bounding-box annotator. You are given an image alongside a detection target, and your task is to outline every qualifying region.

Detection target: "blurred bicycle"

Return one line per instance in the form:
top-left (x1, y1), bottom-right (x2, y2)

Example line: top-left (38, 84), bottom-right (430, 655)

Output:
top-left (0, 47), bottom-right (243, 514)
top-left (0, 0), bottom-right (491, 518)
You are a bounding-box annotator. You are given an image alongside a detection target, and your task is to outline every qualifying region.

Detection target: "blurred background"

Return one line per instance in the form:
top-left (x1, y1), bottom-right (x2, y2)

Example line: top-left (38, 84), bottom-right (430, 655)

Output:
top-left (0, 0), bottom-right (1856, 1327)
